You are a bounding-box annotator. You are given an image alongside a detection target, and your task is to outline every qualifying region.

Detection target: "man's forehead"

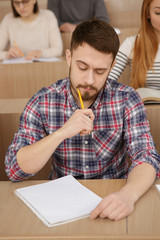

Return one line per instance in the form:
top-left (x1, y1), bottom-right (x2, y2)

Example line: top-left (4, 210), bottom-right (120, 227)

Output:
top-left (71, 45), bottom-right (113, 68)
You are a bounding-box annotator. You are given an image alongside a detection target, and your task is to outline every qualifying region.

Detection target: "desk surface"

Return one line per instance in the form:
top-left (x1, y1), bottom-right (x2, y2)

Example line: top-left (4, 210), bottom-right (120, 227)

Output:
top-left (127, 180), bottom-right (160, 238)
top-left (0, 179), bottom-right (160, 240)
top-left (0, 60), bottom-right (69, 99)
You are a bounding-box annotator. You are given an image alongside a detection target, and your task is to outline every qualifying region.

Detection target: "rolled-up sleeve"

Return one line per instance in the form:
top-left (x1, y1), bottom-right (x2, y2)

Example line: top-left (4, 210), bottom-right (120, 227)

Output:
top-left (124, 90), bottom-right (160, 177)
top-left (5, 94), bottom-right (45, 182)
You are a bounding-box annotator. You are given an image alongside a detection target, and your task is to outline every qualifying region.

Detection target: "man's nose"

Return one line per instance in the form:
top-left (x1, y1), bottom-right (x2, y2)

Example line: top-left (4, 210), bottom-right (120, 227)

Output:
top-left (84, 70), bottom-right (95, 85)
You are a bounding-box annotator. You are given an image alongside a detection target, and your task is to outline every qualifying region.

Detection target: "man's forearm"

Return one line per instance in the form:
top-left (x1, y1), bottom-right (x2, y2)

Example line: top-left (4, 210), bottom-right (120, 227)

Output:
top-left (17, 129), bottom-right (64, 174)
top-left (90, 163), bottom-right (156, 221)
top-left (123, 163), bottom-right (156, 202)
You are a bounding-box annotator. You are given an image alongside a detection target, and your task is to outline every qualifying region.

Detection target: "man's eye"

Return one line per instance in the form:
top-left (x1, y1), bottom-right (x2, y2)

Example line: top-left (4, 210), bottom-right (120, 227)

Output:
top-left (96, 70), bottom-right (106, 75)
top-left (79, 66), bottom-right (87, 71)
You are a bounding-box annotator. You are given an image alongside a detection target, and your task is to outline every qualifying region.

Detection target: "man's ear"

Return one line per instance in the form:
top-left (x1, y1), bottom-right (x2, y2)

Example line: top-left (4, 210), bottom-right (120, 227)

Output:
top-left (65, 49), bottom-right (71, 67)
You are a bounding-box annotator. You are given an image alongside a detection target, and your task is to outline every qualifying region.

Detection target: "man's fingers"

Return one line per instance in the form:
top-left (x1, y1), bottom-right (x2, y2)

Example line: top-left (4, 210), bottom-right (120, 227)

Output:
top-left (90, 192), bottom-right (134, 221)
top-left (90, 197), bottom-right (112, 219)
top-left (81, 109), bottom-right (95, 121)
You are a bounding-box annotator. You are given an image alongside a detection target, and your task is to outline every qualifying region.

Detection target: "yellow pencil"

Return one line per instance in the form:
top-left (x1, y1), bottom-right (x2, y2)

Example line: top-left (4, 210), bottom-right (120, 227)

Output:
top-left (77, 88), bottom-right (93, 136)
top-left (13, 41), bottom-right (24, 57)
top-left (77, 88), bottom-right (84, 109)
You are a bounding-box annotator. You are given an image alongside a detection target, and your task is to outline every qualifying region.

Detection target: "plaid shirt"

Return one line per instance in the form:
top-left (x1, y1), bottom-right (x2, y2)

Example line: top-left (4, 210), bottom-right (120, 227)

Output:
top-left (5, 78), bottom-right (160, 181)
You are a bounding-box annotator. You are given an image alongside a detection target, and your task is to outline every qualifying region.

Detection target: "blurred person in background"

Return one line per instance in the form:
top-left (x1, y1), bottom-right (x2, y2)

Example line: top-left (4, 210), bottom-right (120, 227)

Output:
top-left (0, 0), bottom-right (63, 60)
top-left (109, 0), bottom-right (160, 90)
top-left (47, 0), bottom-right (109, 33)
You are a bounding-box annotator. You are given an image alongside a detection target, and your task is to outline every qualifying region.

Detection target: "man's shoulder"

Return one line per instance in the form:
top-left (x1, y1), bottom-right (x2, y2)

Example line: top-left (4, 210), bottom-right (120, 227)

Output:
top-left (24, 78), bottom-right (69, 109)
top-left (106, 78), bottom-right (142, 105)
top-left (37, 78), bottom-right (69, 98)
top-left (107, 78), bottom-right (134, 93)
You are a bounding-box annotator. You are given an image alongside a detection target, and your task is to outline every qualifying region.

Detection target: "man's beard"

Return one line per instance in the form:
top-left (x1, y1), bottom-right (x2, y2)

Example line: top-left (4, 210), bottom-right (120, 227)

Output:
top-left (69, 67), bottom-right (102, 102)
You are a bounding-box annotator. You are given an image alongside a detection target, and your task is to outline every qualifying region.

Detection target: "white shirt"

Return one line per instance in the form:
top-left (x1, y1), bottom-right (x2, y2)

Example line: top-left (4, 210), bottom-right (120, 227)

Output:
top-left (109, 36), bottom-right (160, 90)
top-left (0, 9), bottom-right (63, 60)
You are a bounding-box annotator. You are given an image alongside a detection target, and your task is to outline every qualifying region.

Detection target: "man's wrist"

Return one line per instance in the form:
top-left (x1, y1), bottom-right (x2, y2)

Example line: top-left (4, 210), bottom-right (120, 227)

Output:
top-left (121, 183), bottom-right (139, 204)
top-left (53, 127), bottom-right (66, 143)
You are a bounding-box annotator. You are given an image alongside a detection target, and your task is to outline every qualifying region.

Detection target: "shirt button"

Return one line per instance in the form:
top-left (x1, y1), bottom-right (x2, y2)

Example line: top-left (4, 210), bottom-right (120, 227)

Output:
top-left (84, 140), bottom-right (88, 144)
top-left (85, 165), bottom-right (89, 169)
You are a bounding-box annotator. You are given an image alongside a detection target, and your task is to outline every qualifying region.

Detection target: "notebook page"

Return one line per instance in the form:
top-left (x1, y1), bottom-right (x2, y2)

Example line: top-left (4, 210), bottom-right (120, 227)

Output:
top-left (33, 57), bottom-right (60, 62)
top-left (15, 175), bottom-right (102, 227)
top-left (2, 57), bottom-right (32, 64)
top-left (156, 184), bottom-right (160, 193)
top-left (2, 57), bottom-right (60, 64)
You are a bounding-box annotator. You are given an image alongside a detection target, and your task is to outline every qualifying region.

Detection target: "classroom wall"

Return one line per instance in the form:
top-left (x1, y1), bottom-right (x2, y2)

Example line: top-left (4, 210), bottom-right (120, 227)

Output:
top-left (105, 0), bottom-right (143, 28)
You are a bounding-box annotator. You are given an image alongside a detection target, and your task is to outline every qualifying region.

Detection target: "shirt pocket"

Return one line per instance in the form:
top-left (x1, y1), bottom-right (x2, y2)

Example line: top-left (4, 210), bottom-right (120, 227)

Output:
top-left (93, 128), bottom-right (123, 163)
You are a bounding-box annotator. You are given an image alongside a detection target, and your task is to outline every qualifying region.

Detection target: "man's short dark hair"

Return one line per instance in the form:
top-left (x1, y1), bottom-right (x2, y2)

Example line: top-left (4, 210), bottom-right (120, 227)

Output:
top-left (70, 19), bottom-right (120, 60)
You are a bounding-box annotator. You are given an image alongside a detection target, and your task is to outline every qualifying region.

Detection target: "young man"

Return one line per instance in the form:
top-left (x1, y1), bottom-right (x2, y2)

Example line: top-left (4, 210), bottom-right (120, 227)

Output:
top-left (47, 0), bottom-right (109, 32)
top-left (5, 20), bottom-right (160, 221)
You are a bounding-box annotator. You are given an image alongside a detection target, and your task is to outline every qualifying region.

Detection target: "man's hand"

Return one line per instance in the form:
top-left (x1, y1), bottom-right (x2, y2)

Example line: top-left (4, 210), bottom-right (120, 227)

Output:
top-left (59, 109), bottom-right (95, 139)
top-left (90, 163), bottom-right (156, 221)
top-left (60, 23), bottom-right (77, 33)
top-left (90, 187), bottom-right (136, 221)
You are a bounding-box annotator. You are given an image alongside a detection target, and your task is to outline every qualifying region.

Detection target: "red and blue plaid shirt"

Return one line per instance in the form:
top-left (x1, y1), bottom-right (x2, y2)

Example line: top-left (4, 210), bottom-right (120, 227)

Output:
top-left (5, 78), bottom-right (160, 181)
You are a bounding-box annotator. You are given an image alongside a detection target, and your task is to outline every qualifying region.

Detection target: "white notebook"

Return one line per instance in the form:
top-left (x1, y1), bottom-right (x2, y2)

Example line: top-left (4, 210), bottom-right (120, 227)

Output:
top-left (3, 57), bottom-right (60, 64)
top-left (156, 184), bottom-right (160, 193)
top-left (14, 175), bottom-right (102, 227)
top-left (2, 57), bottom-right (32, 64)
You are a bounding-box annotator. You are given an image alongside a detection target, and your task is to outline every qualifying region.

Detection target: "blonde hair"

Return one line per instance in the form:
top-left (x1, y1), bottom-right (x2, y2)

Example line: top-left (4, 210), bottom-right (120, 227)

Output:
top-left (131, 0), bottom-right (158, 89)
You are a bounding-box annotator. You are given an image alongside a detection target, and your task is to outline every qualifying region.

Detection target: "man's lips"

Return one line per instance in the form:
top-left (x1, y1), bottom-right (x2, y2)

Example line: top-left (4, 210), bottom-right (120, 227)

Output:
top-left (80, 87), bottom-right (95, 92)
top-left (84, 88), bottom-right (93, 91)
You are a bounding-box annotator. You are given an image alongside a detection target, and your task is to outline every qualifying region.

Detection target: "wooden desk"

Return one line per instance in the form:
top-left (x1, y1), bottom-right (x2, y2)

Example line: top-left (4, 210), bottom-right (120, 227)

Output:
top-left (128, 180), bottom-right (160, 239)
top-left (0, 60), bottom-right (69, 99)
top-left (0, 179), bottom-right (126, 240)
top-left (0, 179), bottom-right (160, 240)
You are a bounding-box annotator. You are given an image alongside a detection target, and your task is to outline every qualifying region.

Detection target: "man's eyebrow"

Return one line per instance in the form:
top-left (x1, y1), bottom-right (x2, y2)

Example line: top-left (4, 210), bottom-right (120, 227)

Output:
top-left (76, 60), bottom-right (108, 70)
top-left (76, 60), bottom-right (88, 66)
